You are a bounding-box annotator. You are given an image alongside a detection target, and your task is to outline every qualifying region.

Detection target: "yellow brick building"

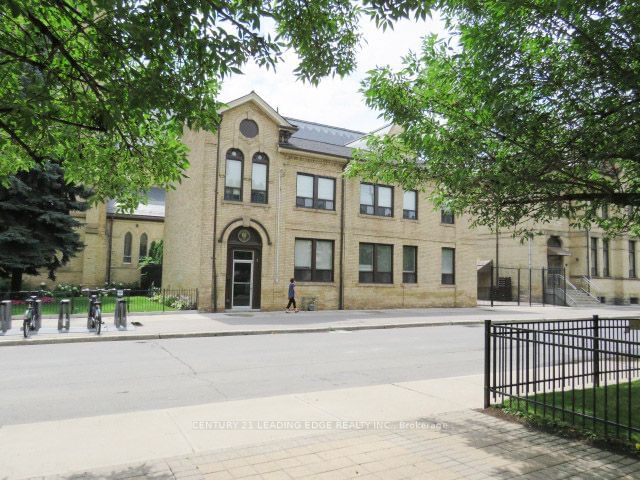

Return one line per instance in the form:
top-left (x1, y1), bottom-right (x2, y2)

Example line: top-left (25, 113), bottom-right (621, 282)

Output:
top-left (474, 217), bottom-right (640, 305)
top-left (25, 190), bottom-right (165, 289)
top-left (24, 91), bottom-right (640, 308)
top-left (162, 92), bottom-right (477, 311)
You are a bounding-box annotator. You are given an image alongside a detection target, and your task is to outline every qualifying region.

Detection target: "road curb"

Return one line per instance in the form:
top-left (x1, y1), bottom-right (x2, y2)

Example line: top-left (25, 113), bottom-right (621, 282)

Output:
top-left (0, 320), bottom-right (485, 347)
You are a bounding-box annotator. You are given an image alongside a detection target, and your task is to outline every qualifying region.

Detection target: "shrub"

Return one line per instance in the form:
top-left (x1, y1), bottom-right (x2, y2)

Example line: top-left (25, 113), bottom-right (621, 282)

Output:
top-left (53, 283), bottom-right (82, 296)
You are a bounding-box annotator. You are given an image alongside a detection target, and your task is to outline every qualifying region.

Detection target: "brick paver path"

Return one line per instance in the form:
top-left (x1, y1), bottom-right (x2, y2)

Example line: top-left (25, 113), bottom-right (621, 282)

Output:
top-left (34, 410), bottom-right (639, 480)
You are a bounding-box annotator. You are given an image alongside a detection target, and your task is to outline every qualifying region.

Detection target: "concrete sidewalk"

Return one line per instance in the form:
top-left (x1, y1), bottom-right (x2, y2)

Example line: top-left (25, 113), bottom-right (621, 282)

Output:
top-left (6, 374), bottom-right (635, 479)
top-left (2, 374), bottom-right (482, 479)
top-left (2, 304), bottom-right (640, 347)
top-left (32, 410), bottom-right (638, 480)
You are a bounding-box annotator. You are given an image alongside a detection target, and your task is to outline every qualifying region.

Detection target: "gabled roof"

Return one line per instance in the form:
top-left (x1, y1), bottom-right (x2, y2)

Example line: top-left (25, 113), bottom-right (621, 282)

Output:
top-left (221, 91), bottom-right (297, 130)
top-left (220, 91), bottom-right (390, 159)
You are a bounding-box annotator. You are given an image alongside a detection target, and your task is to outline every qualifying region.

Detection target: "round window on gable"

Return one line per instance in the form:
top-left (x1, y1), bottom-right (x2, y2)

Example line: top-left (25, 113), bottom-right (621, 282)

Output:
top-left (239, 119), bottom-right (259, 138)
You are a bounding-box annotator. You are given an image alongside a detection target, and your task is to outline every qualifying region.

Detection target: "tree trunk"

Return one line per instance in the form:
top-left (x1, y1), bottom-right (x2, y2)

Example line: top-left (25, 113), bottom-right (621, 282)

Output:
top-left (10, 269), bottom-right (23, 293)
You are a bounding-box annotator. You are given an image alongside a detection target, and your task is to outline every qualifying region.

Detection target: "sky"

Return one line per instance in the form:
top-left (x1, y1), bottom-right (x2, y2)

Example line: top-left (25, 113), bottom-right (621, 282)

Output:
top-left (219, 13), bottom-right (448, 133)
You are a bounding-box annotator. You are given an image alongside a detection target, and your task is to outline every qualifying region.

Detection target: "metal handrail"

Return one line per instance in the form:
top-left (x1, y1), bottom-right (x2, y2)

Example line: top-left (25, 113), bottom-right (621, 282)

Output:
top-left (555, 288), bottom-right (577, 306)
top-left (555, 274), bottom-right (600, 304)
top-left (577, 276), bottom-right (600, 302)
top-left (579, 275), bottom-right (598, 295)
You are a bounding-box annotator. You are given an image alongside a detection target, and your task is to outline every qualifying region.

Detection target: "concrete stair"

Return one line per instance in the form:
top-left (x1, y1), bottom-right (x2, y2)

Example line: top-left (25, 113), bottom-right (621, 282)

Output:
top-left (566, 288), bottom-right (600, 307)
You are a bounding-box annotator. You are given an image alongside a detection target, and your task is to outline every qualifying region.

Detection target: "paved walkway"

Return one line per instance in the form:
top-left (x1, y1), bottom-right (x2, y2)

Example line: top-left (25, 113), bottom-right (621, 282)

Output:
top-left (26, 409), bottom-right (639, 480)
top-left (4, 373), bottom-right (638, 479)
top-left (2, 305), bottom-right (640, 347)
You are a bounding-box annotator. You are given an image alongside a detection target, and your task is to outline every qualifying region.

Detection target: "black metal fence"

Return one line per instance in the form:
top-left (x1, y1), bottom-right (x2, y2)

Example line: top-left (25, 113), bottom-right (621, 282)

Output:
top-left (484, 316), bottom-right (640, 444)
top-left (0, 288), bottom-right (198, 316)
top-left (478, 266), bottom-right (568, 306)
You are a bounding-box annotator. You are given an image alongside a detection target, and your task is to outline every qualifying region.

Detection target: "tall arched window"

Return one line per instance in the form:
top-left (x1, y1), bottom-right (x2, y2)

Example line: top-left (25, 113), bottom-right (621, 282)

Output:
top-left (224, 148), bottom-right (244, 201)
top-left (139, 233), bottom-right (148, 258)
top-left (251, 152), bottom-right (268, 204)
top-left (123, 232), bottom-right (132, 263)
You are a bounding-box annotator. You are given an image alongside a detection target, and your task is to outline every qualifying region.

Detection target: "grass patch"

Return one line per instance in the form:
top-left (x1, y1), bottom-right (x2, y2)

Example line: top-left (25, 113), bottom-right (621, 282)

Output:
top-left (502, 380), bottom-right (640, 451)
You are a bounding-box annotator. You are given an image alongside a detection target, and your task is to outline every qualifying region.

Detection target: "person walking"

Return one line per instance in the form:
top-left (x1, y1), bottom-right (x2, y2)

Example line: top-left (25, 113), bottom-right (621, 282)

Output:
top-left (285, 278), bottom-right (299, 312)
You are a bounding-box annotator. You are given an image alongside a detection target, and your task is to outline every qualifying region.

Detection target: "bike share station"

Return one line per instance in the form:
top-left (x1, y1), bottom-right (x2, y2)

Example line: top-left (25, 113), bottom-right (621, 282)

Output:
top-left (0, 289), bottom-right (135, 338)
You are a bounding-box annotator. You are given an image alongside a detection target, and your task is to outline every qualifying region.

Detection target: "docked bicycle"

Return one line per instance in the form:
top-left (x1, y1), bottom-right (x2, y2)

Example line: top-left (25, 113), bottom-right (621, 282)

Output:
top-left (22, 295), bottom-right (41, 338)
top-left (84, 289), bottom-right (103, 335)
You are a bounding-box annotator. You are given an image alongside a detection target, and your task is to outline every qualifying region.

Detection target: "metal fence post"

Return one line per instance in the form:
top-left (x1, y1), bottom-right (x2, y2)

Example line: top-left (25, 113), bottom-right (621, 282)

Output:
top-left (484, 319), bottom-right (492, 408)
top-left (593, 314), bottom-right (600, 387)
top-left (517, 268), bottom-right (521, 306)
top-left (563, 267), bottom-right (567, 306)
top-left (529, 268), bottom-right (532, 306)
top-left (162, 289), bottom-right (165, 312)
top-left (195, 288), bottom-right (199, 310)
top-left (542, 268), bottom-right (546, 306)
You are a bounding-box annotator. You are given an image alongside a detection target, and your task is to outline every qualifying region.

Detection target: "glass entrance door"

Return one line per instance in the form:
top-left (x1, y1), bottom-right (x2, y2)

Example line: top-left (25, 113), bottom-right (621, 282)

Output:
top-left (232, 250), bottom-right (253, 309)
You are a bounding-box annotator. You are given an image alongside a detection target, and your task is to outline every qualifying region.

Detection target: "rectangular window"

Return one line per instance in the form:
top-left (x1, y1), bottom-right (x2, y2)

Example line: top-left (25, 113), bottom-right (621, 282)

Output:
top-left (359, 243), bottom-right (393, 283)
top-left (360, 183), bottom-right (393, 217)
top-left (403, 191), bottom-right (417, 219)
top-left (403, 246), bottom-right (417, 283)
top-left (441, 209), bottom-right (455, 224)
top-left (441, 247), bottom-right (455, 285)
top-left (316, 177), bottom-right (335, 210)
top-left (251, 162), bottom-right (267, 204)
top-left (294, 239), bottom-right (334, 282)
top-left (629, 240), bottom-right (636, 278)
top-left (224, 159), bottom-right (242, 201)
top-left (296, 174), bottom-right (335, 210)
top-left (603, 239), bottom-right (610, 277)
top-left (591, 237), bottom-right (598, 276)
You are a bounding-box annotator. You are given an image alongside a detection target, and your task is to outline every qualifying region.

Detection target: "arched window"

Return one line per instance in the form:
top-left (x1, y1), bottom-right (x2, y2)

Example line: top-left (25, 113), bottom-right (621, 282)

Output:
top-left (251, 152), bottom-right (268, 204)
top-left (123, 232), bottom-right (132, 263)
top-left (139, 233), bottom-right (148, 258)
top-left (224, 149), bottom-right (244, 201)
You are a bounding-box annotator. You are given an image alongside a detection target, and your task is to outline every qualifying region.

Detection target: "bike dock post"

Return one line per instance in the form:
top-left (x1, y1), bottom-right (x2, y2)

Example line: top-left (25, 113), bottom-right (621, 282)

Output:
top-left (115, 297), bottom-right (128, 329)
top-left (58, 299), bottom-right (71, 331)
top-left (1, 300), bottom-right (11, 333)
top-left (34, 299), bottom-right (42, 331)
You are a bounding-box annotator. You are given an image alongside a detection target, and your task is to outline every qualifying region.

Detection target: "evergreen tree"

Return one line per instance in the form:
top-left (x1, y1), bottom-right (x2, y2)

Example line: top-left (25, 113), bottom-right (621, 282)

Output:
top-left (0, 162), bottom-right (90, 291)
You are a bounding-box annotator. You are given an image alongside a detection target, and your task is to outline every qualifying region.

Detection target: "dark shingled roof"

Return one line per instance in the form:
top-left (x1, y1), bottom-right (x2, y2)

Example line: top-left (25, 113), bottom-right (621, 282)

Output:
top-left (283, 117), bottom-right (365, 159)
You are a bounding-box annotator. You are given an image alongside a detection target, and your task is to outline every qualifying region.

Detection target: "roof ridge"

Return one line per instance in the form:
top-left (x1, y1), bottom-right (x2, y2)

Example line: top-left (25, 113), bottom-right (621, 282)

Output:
top-left (291, 137), bottom-right (356, 148)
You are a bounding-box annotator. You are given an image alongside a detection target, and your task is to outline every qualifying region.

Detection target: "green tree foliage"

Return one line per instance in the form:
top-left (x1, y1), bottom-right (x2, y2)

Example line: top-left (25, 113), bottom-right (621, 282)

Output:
top-left (139, 239), bottom-right (163, 268)
top-left (0, 0), bottom-right (425, 209)
top-left (0, 162), bottom-right (90, 291)
top-left (347, 1), bottom-right (640, 235)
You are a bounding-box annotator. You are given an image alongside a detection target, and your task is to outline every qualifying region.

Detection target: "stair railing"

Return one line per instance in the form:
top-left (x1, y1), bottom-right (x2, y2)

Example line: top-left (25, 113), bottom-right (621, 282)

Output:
top-left (578, 275), bottom-right (600, 298)
top-left (557, 274), bottom-right (600, 304)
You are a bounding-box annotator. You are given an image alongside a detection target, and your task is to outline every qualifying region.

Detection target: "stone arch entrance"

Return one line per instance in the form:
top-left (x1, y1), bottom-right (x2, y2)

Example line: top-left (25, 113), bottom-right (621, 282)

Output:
top-left (225, 226), bottom-right (262, 310)
top-left (547, 236), bottom-right (565, 273)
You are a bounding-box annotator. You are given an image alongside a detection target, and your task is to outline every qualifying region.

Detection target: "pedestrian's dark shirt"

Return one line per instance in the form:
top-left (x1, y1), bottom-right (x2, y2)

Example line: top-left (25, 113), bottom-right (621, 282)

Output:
top-left (288, 283), bottom-right (295, 298)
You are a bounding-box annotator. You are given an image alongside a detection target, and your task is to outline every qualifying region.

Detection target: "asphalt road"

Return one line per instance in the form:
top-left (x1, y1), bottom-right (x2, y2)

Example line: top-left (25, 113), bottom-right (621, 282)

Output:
top-left (1, 325), bottom-right (484, 426)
